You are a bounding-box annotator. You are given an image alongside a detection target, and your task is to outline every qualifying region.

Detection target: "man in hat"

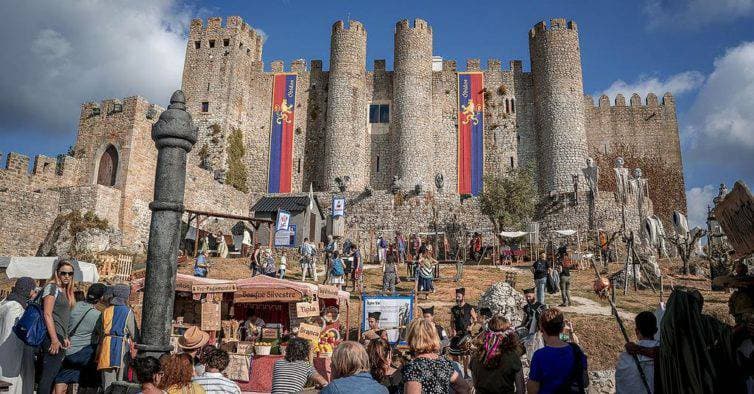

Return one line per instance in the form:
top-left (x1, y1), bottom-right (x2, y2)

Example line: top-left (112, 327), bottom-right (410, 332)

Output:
top-left (517, 288), bottom-right (545, 337)
top-left (361, 311), bottom-right (382, 343)
top-left (97, 284), bottom-right (138, 392)
top-left (421, 306), bottom-right (449, 347)
top-left (450, 288), bottom-right (477, 338)
top-left (177, 326), bottom-right (210, 374)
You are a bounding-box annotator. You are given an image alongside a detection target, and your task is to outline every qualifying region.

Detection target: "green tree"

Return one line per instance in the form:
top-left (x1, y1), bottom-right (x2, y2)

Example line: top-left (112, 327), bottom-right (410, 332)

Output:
top-left (226, 128), bottom-right (249, 193)
top-left (479, 167), bottom-right (536, 235)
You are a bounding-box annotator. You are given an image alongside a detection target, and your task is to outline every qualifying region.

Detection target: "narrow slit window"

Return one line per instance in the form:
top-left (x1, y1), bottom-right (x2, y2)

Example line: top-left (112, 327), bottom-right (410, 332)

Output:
top-left (505, 99), bottom-right (510, 113)
top-left (297, 158), bottom-right (301, 174)
top-left (194, 41), bottom-right (201, 49)
top-left (379, 104), bottom-right (390, 123)
top-left (369, 105), bottom-right (379, 124)
top-left (209, 40), bottom-right (216, 48)
top-left (376, 156), bottom-right (381, 173)
top-left (510, 156), bottom-right (514, 168)
top-left (511, 98), bottom-right (515, 113)
top-left (201, 102), bottom-right (209, 112)
top-left (207, 83), bottom-right (210, 91)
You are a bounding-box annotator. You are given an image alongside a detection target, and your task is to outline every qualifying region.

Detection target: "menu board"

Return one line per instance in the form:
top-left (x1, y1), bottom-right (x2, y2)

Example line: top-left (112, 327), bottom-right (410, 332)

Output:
top-left (201, 301), bottom-right (221, 331)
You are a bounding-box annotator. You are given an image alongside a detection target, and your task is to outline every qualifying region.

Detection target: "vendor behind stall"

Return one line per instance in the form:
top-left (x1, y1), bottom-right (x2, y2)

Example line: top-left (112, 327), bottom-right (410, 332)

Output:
top-left (244, 311), bottom-right (266, 341)
top-left (194, 252), bottom-right (209, 278)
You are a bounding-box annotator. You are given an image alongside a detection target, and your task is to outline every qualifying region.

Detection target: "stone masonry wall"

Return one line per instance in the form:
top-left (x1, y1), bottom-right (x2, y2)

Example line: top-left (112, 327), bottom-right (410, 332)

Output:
top-left (529, 19), bottom-right (588, 196)
top-left (323, 20), bottom-right (369, 191)
top-left (0, 188), bottom-right (61, 256)
top-left (58, 185), bottom-right (122, 228)
top-left (394, 19), bottom-right (434, 190)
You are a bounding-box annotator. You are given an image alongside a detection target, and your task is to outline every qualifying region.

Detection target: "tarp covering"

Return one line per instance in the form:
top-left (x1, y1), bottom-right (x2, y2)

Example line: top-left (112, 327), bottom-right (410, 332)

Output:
top-left (553, 230), bottom-right (576, 237)
top-left (499, 231), bottom-right (529, 238)
top-left (3, 256), bottom-right (100, 283)
top-left (656, 288), bottom-right (745, 393)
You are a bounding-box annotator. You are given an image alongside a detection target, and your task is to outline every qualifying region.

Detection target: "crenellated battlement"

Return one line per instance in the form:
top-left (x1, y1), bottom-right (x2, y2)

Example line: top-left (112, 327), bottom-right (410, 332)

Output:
top-left (268, 60), bottom-right (312, 73)
top-left (395, 18), bottom-right (432, 33)
top-left (190, 16), bottom-right (258, 42)
top-left (332, 20), bottom-right (366, 34)
top-left (0, 151), bottom-right (85, 190)
top-left (590, 92), bottom-right (675, 108)
top-left (79, 96), bottom-right (162, 123)
top-left (529, 18), bottom-right (578, 39)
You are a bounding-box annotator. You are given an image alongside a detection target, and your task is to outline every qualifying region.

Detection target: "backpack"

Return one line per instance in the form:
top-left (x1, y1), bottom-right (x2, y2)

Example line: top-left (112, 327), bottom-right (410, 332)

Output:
top-left (13, 286), bottom-right (57, 347)
top-left (556, 343), bottom-right (588, 394)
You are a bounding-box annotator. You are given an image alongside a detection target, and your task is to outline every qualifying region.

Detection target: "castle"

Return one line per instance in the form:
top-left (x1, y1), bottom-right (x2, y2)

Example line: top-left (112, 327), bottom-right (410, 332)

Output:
top-left (0, 16), bottom-right (686, 256)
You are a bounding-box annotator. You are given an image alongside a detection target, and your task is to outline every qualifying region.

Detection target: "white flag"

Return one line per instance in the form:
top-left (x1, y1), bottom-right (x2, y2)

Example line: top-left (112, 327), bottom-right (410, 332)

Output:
top-left (308, 183), bottom-right (315, 211)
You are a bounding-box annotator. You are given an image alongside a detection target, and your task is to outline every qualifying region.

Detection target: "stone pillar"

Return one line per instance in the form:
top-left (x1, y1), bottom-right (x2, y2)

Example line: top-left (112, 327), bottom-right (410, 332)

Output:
top-left (138, 91), bottom-right (197, 357)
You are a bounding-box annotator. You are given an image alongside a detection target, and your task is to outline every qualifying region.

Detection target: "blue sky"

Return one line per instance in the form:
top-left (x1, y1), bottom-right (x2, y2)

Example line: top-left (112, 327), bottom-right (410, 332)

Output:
top-left (2, 0), bottom-right (754, 227)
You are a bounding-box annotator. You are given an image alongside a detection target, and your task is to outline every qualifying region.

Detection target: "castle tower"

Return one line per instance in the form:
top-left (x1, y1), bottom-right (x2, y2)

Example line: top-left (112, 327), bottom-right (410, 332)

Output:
top-left (394, 19), bottom-right (433, 190)
top-left (181, 16), bottom-right (262, 181)
top-left (528, 19), bottom-right (588, 196)
top-left (322, 20), bottom-right (369, 191)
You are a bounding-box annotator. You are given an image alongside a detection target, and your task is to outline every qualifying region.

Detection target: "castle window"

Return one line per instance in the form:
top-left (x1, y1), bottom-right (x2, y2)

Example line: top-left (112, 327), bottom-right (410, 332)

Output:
top-left (505, 99), bottom-right (510, 113)
top-left (510, 156), bottom-right (514, 168)
top-left (239, 42), bottom-right (243, 48)
top-left (201, 102), bottom-right (209, 112)
top-left (92, 107), bottom-right (101, 116)
top-left (511, 98), bottom-right (515, 113)
top-left (376, 155), bottom-right (381, 173)
top-left (246, 48), bottom-right (251, 55)
top-left (194, 41), bottom-right (201, 49)
top-left (223, 38), bottom-right (230, 47)
top-left (209, 40), bottom-right (216, 48)
top-left (111, 103), bottom-right (123, 114)
top-left (369, 104), bottom-right (390, 124)
top-left (207, 82), bottom-right (210, 91)
top-left (297, 158), bottom-right (301, 174)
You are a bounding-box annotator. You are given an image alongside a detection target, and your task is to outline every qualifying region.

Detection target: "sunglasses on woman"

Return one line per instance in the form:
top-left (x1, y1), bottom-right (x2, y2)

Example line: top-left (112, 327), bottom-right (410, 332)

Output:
top-left (58, 271), bottom-right (74, 277)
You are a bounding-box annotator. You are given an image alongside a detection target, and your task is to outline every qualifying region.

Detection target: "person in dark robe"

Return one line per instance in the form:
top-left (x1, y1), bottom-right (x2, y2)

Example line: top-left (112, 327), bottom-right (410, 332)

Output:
top-left (421, 306), bottom-right (449, 348)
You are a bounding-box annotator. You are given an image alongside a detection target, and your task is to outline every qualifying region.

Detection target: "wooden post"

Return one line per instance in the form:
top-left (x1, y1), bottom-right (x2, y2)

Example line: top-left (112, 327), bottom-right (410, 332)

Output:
top-left (193, 215), bottom-right (201, 257)
top-left (268, 222), bottom-right (273, 249)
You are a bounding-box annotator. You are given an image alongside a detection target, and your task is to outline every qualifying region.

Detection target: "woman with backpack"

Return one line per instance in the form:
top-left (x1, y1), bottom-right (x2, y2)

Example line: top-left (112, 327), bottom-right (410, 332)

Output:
top-left (0, 277), bottom-right (37, 394)
top-left (39, 260), bottom-right (77, 394)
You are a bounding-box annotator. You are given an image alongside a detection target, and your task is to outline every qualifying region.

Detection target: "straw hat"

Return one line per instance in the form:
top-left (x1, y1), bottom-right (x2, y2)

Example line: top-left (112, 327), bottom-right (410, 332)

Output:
top-left (178, 326), bottom-right (209, 350)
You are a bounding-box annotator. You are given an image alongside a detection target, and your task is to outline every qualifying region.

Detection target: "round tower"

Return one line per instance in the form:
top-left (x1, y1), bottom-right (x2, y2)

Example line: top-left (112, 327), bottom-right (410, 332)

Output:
top-left (393, 18), bottom-right (433, 191)
top-left (529, 19), bottom-right (588, 196)
top-left (323, 20), bottom-right (369, 191)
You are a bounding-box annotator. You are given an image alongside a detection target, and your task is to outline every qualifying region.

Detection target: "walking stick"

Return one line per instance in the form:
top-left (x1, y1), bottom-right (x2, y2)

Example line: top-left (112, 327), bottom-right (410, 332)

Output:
top-left (590, 259), bottom-right (652, 394)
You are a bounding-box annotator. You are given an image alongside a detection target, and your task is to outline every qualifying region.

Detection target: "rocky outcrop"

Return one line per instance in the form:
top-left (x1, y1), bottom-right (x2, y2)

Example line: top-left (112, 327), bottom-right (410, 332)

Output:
top-left (477, 282), bottom-right (526, 326)
top-left (37, 210), bottom-right (121, 258)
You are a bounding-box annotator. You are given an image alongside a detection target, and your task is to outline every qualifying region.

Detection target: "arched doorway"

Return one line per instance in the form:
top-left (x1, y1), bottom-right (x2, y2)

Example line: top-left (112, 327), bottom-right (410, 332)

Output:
top-left (97, 145), bottom-right (119, 186)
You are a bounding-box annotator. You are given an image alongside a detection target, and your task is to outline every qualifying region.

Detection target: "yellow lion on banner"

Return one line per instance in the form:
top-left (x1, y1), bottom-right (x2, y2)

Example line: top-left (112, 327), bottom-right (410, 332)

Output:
top-left (461, 99), bottom-right (479, 125)
top-left (275, 99), bottom-right (294, 124)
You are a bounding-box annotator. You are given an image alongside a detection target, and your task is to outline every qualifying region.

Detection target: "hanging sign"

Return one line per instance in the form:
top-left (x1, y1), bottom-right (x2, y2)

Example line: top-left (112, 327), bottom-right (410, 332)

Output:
top-left (317, 285), bottom-right (340, 299)
top-left (298, 322), bottom-right (322, 341)
top-left (332, 196), bottom-right (346, 218)
top-left (296, 301), bottom-right (320, 318)
top-left (192, 283), bottom-right (237, 294)
top-left (276, 210), bottom-right (291, 231)
top-left (201, 301), bottom-right (221, 331)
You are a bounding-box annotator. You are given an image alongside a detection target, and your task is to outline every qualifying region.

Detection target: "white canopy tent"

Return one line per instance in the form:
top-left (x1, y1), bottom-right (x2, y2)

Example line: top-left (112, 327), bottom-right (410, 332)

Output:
top-left (499, 231), bottom-right (529, 238)
top-left (1, 256), bottom-right (100, 283)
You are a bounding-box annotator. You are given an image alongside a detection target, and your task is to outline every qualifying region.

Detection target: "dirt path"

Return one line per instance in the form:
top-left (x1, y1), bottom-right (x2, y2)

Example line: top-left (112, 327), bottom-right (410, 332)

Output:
top-left (562, 296), bottom-right (635, 320)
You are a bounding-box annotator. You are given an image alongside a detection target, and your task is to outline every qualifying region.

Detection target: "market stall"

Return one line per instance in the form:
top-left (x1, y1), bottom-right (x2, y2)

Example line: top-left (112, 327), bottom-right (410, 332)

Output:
top-left (231, 275), bottom-right (350, 392)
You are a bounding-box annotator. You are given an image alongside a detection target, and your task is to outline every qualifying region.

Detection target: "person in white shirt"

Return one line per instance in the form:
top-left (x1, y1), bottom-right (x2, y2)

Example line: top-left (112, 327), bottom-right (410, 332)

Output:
top-left (279, 252), bottom-right (287, 279)
top-left (193, 348), bottom-right (241, 394)
top-left (615, 311), bottom-right (659, 394)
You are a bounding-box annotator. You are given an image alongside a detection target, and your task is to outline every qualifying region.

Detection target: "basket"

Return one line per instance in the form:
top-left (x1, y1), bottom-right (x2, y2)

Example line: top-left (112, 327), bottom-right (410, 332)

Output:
top-left (254, 345), bottom-right (272, 356)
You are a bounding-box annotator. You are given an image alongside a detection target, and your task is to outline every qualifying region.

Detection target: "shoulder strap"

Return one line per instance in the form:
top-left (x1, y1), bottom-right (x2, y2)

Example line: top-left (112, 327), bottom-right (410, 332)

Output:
top-left (70, 306), bottom-right (95, 338)
top-left (567, 343), bottom-right (585, 390)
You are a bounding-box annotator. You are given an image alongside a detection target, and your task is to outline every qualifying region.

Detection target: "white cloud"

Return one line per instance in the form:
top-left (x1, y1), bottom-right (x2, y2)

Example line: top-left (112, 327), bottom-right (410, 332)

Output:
top-left (686, 184), bottom-right (716, 229)
top-left (683, 41), bottom-right (754, 185)
top-left (595, 71), bottom-right (705, 101)
top-left (644, 0), bottom-right (754, 29)
top-left (0, 0), bottom-right (191, 137)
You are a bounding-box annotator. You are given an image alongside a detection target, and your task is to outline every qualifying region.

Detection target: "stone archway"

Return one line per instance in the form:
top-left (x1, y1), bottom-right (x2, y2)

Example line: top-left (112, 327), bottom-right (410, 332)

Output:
top-left (96, 145), bottom-right (119, 186)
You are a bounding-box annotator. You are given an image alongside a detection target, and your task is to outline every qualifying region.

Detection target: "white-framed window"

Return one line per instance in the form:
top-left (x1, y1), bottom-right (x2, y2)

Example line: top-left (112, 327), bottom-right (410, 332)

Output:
top-left (369, 104), bottom-right (389, 124)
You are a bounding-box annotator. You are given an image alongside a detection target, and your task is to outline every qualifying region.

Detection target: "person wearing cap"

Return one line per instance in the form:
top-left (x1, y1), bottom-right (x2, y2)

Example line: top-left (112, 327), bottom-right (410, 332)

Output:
top-left (517, 288), bottom-right (545, 338)
top-left (0, 277), bottom-right (37, 394)
top-left (445, 336), bottom-right (472, 384)
top-left (362, 311), bottom-right (382, 343)
top-left (421, 306), bottom-right (449, 348)
top-left (97, 284), bottom-right (139, 391)
top-left (177, 326), bottom-right (210, 375)
top-left (450, 288), bottom-right (477, 338)
top-left (54, 283), bottom-right (107, 394)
